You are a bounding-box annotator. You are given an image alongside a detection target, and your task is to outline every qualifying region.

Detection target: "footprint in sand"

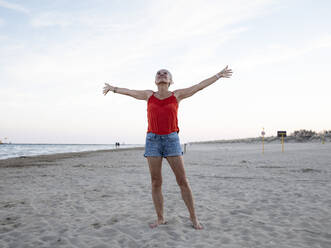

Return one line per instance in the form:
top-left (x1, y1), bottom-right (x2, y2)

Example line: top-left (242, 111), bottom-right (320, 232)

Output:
top-left (0, 216), bottom-right (21, 233)
top-left (92, 222), bottom-right (103, 229)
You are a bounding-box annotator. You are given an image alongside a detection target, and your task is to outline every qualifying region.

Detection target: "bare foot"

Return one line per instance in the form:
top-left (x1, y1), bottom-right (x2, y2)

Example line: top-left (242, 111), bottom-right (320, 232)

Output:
top-left (149, 219), bottom-right (168, 228)
top-left (190, 217), bottom-right (203, 230)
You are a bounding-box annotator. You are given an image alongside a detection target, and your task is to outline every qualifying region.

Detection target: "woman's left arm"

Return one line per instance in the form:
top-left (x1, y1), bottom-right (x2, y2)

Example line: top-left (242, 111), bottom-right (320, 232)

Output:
top-left (174, 65), bottom-right (232, 102)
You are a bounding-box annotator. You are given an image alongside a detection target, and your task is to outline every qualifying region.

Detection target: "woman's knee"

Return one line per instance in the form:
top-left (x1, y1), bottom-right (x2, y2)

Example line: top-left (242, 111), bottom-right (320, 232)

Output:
top-left (151, 178), bottom-right (162, 188)
top-left (177, 177), bottom-right (189, 188)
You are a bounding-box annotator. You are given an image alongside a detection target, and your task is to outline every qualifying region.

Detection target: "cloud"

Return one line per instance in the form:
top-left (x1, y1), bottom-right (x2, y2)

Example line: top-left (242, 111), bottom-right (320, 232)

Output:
top-left (12, 1), bottom-right (273, 70)
top-left (0, 0), bottom-right (29, 14)
top-left (314, 34), bottom-right (331, 49)
top-left (29, 0), bottom-right (275, 32)
top-left (141, 0), bottom-right (274, 41)
top-left (30, 10), bottom-right (135, 30)
top-left (233, 33), bottom-right (331, 72)
top-left (30, 12), bottom-right (73, 27)
top-left (0, 18), bottom-right (4, 27)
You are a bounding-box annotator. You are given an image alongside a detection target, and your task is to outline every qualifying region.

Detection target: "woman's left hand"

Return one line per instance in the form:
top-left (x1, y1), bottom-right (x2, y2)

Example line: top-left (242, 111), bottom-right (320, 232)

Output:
top-left (217, 65), bottom-right (233, 78)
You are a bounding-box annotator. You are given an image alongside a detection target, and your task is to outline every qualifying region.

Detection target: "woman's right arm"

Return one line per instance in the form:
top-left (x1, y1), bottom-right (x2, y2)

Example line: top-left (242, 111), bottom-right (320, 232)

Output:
top-left (103, 83), bottom-right (153, 101)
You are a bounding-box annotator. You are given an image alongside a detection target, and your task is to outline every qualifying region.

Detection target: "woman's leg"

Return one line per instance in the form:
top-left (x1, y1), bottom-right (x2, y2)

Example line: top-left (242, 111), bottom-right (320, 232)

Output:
top-left (165, 156), bottom-right (203, 230)
top-left (147, 156), bottom-right (167, 228)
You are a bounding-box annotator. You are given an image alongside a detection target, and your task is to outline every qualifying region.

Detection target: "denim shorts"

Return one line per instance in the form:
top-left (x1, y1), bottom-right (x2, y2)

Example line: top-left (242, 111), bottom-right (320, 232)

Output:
top-left (144, 132), bottom-right (183, 157)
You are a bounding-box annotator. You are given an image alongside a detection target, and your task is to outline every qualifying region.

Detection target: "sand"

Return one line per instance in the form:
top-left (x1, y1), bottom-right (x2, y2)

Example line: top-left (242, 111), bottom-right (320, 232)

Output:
top-left (0, 143), bottom-right (331, 248)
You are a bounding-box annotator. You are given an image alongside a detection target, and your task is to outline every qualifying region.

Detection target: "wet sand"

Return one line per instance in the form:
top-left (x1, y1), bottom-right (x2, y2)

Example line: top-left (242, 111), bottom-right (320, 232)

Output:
top-left (0, 143), bottom-right (330, 248)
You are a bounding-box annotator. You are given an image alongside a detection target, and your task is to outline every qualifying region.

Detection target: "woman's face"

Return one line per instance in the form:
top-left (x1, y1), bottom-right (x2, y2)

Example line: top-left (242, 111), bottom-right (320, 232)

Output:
top-left (155, 69), bottom-right (172, 85)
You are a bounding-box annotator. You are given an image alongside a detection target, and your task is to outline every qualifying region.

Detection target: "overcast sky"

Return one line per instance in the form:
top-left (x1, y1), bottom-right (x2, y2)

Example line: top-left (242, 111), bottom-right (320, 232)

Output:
top-left (1, 0), bottom-right (330, 144)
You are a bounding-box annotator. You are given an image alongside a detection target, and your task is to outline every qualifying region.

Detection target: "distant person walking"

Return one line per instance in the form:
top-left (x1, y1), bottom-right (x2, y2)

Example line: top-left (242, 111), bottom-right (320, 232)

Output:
top-left (103, 66), bottom-right (232, 229)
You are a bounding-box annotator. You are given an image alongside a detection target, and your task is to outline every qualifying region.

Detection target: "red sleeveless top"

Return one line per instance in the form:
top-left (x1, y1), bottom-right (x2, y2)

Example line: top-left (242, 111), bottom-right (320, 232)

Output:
top-left (147, 92), bottom-right (179, 134)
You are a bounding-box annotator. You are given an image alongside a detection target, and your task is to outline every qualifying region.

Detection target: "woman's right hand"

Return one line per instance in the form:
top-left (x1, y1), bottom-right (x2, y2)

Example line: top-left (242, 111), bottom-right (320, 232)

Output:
top-left (103, 83), bottom-right (114, 95)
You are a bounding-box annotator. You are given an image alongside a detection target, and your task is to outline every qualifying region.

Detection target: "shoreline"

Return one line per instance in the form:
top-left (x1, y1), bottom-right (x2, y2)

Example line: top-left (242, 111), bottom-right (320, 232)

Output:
top-left (1, 138), bottom-right (329, 165)
top-left (0, 147), bottom-right (144, 168)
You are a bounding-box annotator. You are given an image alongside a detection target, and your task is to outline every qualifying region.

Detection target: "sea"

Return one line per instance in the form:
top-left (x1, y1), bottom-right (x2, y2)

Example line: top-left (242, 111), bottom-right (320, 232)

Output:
top-left (0, 143), bottom-right (144, 160)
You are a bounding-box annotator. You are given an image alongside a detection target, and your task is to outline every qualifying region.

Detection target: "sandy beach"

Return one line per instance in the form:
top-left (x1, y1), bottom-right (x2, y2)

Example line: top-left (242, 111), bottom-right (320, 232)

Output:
top-left (0, 143), bottom-right (331, 248)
